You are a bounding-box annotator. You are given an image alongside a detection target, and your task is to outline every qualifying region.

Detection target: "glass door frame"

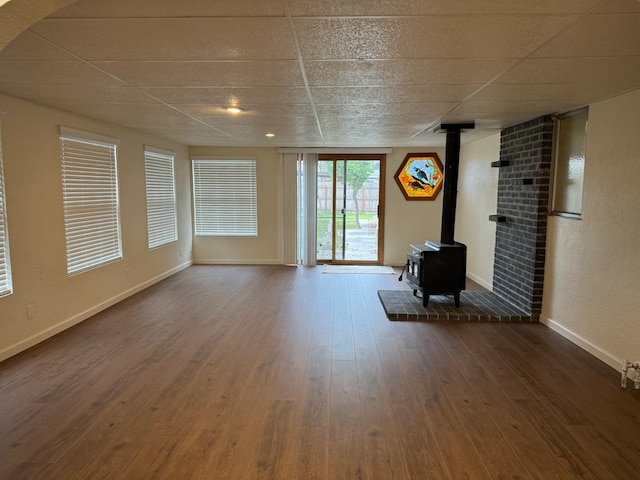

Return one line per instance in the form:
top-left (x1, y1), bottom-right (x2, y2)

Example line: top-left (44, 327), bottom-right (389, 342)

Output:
top-left (317, 153), bottom-right (386, 265)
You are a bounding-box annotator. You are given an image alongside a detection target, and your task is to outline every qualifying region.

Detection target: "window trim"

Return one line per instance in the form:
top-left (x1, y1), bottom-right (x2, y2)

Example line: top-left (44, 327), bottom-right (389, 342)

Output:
top-left (550, 107), bottom-right (588, 219)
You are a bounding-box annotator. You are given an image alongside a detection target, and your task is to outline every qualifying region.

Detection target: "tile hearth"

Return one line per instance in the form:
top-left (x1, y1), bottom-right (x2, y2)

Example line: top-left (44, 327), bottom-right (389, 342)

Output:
top-left (378, 289), bottom-right (533, 322)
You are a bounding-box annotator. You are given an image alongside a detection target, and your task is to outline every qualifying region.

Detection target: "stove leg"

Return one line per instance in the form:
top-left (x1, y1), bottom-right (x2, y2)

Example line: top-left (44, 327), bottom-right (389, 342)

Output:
top-left (422, 294), bottom-right (430, 307)
top-left (454, 292), bottom-right (460, 307)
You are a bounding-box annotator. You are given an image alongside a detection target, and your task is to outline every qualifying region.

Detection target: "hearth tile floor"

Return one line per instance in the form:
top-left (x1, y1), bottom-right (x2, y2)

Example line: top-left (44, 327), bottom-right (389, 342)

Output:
top-left (377, 289), bottom-right (533, 322)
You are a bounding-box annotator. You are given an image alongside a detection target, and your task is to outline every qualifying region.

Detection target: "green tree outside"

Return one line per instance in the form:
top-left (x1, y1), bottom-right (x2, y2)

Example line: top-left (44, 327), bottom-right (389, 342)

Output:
top-left (336, 160), bottom-right (377, 229)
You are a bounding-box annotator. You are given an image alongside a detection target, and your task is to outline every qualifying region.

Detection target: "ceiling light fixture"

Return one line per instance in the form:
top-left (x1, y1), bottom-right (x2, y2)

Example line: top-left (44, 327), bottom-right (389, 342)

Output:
top-left (265, 133), bottom-right (275, 137)
top-left (224, 106), bottom-right (245, 114)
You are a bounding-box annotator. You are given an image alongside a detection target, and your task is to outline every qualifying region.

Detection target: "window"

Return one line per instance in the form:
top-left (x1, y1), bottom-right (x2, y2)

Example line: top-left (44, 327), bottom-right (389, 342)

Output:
top-left (0, 117), bottom-right (13, 297)
top-left (192, 158), bottom-right (257, 236)
top-left (60, 127), bottom-right (122, 275)
top-left (552, 108), bottom-right (588, 217)
top-left (144, 147), bottom-right (178, 249)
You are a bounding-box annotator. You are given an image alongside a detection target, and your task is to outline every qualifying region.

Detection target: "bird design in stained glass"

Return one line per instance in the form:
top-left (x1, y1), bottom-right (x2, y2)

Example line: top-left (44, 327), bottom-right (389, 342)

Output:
top-left (394, 153), bottom-right (444, 200)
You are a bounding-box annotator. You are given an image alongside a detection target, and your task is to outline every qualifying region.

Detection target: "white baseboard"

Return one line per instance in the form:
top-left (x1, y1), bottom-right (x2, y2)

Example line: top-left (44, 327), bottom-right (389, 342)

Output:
top-left (540, 315), bottom-right (622, 373)
top-left (194, 259), bottom-right (282, 265)
top-left (0, 261), bottom-right (192, 363)
top-left (466, 271), bottom-right (493, 291)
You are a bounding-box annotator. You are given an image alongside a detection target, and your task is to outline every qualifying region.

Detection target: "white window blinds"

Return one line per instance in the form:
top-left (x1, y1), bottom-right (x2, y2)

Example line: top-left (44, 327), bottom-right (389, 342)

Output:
top-left (60, 128), bottom-right (122, 275)
top-left (144, 148), bottom-right (178, 249)
top-left (192, 158), bottom-right (257, 236)
top-left (0, 120), bottom-right (13, 297)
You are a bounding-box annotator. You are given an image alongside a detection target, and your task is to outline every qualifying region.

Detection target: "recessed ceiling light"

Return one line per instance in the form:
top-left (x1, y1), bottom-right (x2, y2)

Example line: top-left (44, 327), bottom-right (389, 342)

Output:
top-left (224, 106), bottom-right (245, 114)
top-left (265, 133), bottom-right (275, 137)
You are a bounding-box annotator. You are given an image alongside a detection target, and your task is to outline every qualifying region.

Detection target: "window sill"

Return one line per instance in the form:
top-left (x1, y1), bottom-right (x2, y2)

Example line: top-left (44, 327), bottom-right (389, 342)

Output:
top-left (549, 211), bottom-right (581, 220)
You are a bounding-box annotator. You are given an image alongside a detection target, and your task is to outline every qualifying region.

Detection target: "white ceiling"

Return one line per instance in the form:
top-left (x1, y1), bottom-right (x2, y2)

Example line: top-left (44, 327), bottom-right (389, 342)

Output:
top-left (1, 0), bottom-right (640, 147)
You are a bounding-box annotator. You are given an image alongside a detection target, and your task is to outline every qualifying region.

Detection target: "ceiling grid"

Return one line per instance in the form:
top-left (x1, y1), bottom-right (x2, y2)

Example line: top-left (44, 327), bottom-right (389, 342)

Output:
top-left (0, 0), bottom-right (639, 147)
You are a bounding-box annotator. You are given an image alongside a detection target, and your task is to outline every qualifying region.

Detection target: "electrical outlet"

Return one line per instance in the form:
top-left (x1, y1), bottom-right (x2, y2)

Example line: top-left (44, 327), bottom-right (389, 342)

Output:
top-left (125, 267), bottom-right (130, 278)
top-left (26, 304), bottom-right (34, 320)
top-left (622, 360), bottom-right (640, 388)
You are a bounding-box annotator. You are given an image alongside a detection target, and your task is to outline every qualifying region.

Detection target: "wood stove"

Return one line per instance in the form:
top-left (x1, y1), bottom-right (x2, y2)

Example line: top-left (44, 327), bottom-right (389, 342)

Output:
top-left (401, 123), bottom-right (473, 308)
top-left (405, 241), bottom-right (466, 307)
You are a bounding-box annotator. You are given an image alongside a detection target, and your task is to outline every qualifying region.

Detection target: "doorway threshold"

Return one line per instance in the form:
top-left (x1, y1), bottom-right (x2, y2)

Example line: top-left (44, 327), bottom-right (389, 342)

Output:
top-left (323, 265), bottom-right (395, 274)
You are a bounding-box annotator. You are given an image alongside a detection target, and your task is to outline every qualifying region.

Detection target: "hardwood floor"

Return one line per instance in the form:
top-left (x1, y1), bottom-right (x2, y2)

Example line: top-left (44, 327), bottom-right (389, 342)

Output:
top-left (1, 265), bottom-right (639, 479)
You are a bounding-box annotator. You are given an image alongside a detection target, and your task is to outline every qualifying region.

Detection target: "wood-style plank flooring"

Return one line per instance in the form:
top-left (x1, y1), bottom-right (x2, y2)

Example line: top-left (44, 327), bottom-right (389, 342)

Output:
top-left (1, 265), bottom-right (639, 479)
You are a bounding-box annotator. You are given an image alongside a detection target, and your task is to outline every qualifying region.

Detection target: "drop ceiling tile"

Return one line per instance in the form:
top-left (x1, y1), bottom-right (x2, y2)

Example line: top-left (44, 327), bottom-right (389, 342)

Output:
top-left (590, 0), bottom-right (640, 14)
top-left (533, 14), bottom-right (640, 57)
top-left (31, 100), bottom-right (194, 126)
top-left (0, 61), bottom-right (125, 86)
top-left (140, 124), bottom-right (237, 136)
top-left (120, 115), bottom-right (213, 131)
top-left (31, 18), bottom-right (296, 61)
top-left (176, 103), bottom-right (315, 118)
top-left (319, 114), bottom-right (439, 128)
top-left (258, 129), bottom-right (324, 140)
top-left (495, 57), bottom-right (640, 84)
top-left (197, 116), bottom-right (319, 130)
top-left (305, 59), bottom-right (516, 87)
top-left (321, 126), bottom-right (417, 146)
top-left (138, 127), bottom-right (241, 146)
top-left (295, 16), bottom-right (575, 60)
top-left (265, 138), bottom-right (325, 148)
top-left (2, 0), bottom-right (638, 149)
top-left (289, 0), bottom-right (600, 16)
top-left (469, 82), bottom-right (640, 104)
top-left (211, 125), bottom-right (324, 143)
top-left (451, 101), bottom-right (582, 119)
top-left (316, 102), bottom-right (455, 118)
top-left (0, 31), bottom-right (77, 61)
top-left (212, 120), bottom-right (322, 133)
top-left (184, 137), bottom-right (246, 146)
top-left (0, 84), bottom-right (156, 103)
top-left (95, 61), bottom-right (304, 87)
top-left (450, 100), bottom-right (577, 116)
top-left (142, 86), bottom-right (310, 105)
top-left (51, 0), bottom-right (285, 18)
top-left (311, 85), bottom-right (480, 104)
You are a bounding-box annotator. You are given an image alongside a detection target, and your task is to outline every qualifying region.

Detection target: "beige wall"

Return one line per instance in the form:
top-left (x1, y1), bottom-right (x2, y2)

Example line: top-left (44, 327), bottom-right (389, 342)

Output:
top-left (0, 93), bottom-right (192, 361)
top-left (384, 147), bottom-right (446, 265)
top-left (542, 88), bottom-right (640, 370)
top-left (188, 146), bottom-right (282, 264)
top-left (385, 143), bottom-right (498, 273)
top-left (457, 134), bottom-right (499, 289)
top-left (186, 146), bottom-right (449, 267)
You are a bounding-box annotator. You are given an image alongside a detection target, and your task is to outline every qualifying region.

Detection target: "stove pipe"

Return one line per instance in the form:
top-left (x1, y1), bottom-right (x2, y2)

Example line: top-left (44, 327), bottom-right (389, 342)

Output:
top-left (439, 123), bottom-right (475, 245)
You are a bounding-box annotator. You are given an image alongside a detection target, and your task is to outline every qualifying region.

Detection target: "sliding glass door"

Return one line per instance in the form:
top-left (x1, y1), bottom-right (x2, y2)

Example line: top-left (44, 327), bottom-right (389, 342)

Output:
top-left (316, 154), bottom-right (385, 264)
